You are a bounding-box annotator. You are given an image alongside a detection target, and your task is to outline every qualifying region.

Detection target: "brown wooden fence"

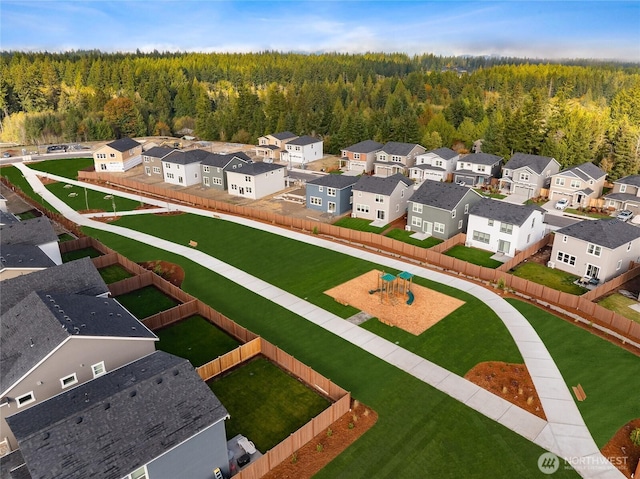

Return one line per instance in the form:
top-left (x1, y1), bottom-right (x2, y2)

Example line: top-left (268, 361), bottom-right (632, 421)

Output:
top-left (497, 235), bottom-right (553, 272)
top-left (196, 338), bottom-right (262, 380)
top-left (581, 264), bottom-right (640, 301)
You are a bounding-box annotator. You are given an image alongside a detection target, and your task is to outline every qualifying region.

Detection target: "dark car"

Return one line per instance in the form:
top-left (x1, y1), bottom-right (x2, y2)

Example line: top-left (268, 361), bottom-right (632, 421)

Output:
top-left (46, 145), bottom-right (67, 153)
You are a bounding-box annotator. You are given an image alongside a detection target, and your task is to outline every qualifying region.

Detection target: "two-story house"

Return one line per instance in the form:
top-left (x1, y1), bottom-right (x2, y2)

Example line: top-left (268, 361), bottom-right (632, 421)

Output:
top-left (409, 147), bottom-right (459, 183)
top-left (407, 181), bottom-right (483, 239)
top-left (548, 162), bottom-right (606, 208)
top-left (373, 142), bottom-right (426, 177)
top-left (351, 173), bottom-right (413, 225)
top-left (200, 152), bottom-right (251, 191)
top-left (255, 131), bottom-right (298, 161)
top-left (281, 135), bottom-right (323, 166)
top-left (226, 162), bottom-right (287, 200)
top-left (142, 146), bottom-right (177, 178)
top-left (466, 199), bottom-right (546, 256)
top-left (500, 153), bottom-right (560, 199)
top-left (162, 149), bottom-right (209, 187)
top-left (550, 218), bottom-right (640, 282)
top-left (306, 175), bottom-right (358, 215)
top-left (93, 138), bottom-right (143, 172)
top-left (603, 174), bottom-right (640, 215)
top-left (453, 153), bottom-right (503, 187)
top-left (341, 140), bottom-right (384, 173)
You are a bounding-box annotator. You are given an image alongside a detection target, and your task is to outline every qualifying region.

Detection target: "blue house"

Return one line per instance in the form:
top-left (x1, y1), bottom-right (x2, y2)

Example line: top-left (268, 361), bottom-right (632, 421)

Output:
top-left (306, 175), bottom-right (359, 215)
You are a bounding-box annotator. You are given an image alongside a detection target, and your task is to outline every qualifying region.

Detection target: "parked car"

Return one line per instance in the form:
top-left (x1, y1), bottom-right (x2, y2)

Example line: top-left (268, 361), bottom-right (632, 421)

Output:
top-left (455, 180), bottom-right (466, 186)
top-left (616, 210), bottom-right (634, 222)
top-left (2, 152), bottom-right (10, 158)
top-left (554, 198), bottom-right (569, 210)
top-left (46, 145), bottom-right (67, 153)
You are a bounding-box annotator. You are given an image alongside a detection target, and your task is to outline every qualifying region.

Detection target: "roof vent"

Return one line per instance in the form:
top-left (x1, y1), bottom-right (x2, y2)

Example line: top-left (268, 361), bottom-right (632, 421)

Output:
top-left (46, 294), bottom-right (51, 298)
top-left (104, 402), bottom-right (110, 410)
top-left (109, 313), bottom-right (113, 316)
top-left (42, 432), bottom-right (50, 440)
top-left (156, 377), bottom-right (163, 385)
top-left (91, 312), bottom-right (96, 315)
top-left (29, 338), bottom-right (34, 347)
top-left (131, 326), bottom-right (136, 331)
top-left (76, 417), bottom-right (83, 424)
top-left (117, 313), bottom-right (122, 317)
top-left (129, 391), bottom-right (137, 398)
top-left (64, 316), bottom-right (71, 321)
top-left (173, 369), bottom-right (179, 376)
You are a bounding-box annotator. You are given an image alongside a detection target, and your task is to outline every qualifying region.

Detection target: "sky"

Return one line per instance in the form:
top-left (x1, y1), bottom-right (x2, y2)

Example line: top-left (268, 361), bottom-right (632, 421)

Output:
top-left (1, 1), bottom-right (639, 61)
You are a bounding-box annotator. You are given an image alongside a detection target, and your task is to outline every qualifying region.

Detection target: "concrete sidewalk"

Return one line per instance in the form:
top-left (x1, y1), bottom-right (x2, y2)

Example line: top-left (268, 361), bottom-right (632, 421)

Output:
top-left (17, 164), bottom-right (622, 478)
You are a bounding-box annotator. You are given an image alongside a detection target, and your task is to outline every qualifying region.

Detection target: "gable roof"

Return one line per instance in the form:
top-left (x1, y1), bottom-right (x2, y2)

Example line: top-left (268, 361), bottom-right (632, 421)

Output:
top-left (105, 138), bottom-right (141, 152)
top-left (228, 162), bottom-right (285, 176)
top-left (615, 174), bottom-right (640, 187)
top-left (270, 131), bottom-right (297, 141)
top-left (200, 152), bottom-right (251, 168)
top-left (379, 142), bottom-right (422, 156)
top-left (287, 135), bottom-right (321, 146)
top-left (557, 162), bottom-right (606, 181)
top-left (0, 217), bottom-right (58, 247)
top-left (469, 198), bottom-right (544, 226)
top-left (0, 450), bottom-right (28, 479)
top-left (163, 149), bottom-right (209, 165)
top-left (306, 174), bottom-right (359, 189)
top-left (504, 153), bottom-right (556, 174)
top-left (353, 173), bottom-right (413, 196)
top-left (143, 146), bottom-right (176, 159)
top-left (410, 181), bottom-right (481, 210)
top-left (422, 147), bottom-right (458, 160)
top-left (1, 258), bottom-right (108, 315)
top-left (0, 244), bottom-right (56, 269)
top-left (460, 153), bottom-right (503, 165)
top-left (6, 351), bottom-right (228, 479)
top-left (1, 291), bottom-right (156, 393)
top-left (0, 210), bottom-right (20, 225)
top-left (556, 218), bottom-right (640, 249)
top-left (343, 140), bottom-right (384, 154)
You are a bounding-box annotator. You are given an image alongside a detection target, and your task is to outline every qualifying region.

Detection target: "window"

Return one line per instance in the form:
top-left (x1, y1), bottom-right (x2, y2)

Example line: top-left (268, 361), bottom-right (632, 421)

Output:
top-left (412, 203), bottom-right (423, 213)
top-left (500, 223), bottom-right (513, 234)
top-left (319, 186), bottom-right (324, 192)
top-left (100, 164), bottom-right (107, 171)
top-left (628, 242), bottom-right (633, 251)
top-left (231, 184), bottom-right (238, 190)
top-left (434, 222), bottom-right (445, 234)
top-left (616, 260), bottom-right (622, 270)
top-left (451, 209), bottom-right (456, 219)
top-left (60, 373), bottom-right (78, 389)
top-left (217, 167), bottom-right (222, 173)
top-left (16, 392), bottom-right (35, 408)
top-left (555, 177), bottom-right (565, 186)
top-left (92, 361), bottom-right (106, 378)
top-left (143, 157), bottom-right (150, 163)
top-left (203, 177), bottom-right (210, 186)
top-left (327, 187), bottom-right (336, 197)
top-left (356, 204), bottom-right (369, 213)
top-left (531, 217), bottom-right (536, 227)
top-left (96, 153), bottom-right (106, 159)
top-left (557, 251), bottom-right (576, 266)
top-left (378, 154), bottom-right (387, 162)
top-left (310, 197), bottom-right (322, 206)
top-left (487, 219), bottom-right (494, 226)
top-left (109, 153), bottom-right (116, 158)
top-left (124, 466), bottom-right (148, 479)
top-left (563, 235), bottom-right (567, 243)
top-left (213, 177), bottom-right (222, 185)
top-left (166, 172), bottom-right (174, 179)
top-left (245, 176), bottom-right (251, 182)
top-left (587, 243), bottom-right (602, 257)
top-left (375, 194), bottom-right (384, 203)
top-left (472, 231), bottom-right (490, 243)
top-left (570, 180), bottom-right (580, 188)
top-left (458, 220), bottom-right (463, 229)
top-left (203, 166), bottom-right (210, 173)
top-left (396, 204), bottom-right (400, 212)
top-left (165, 163), bottom-right (171, 169)
top-left (391, 155), bottom-right (402, 163)
top-left (464, 204), bottom-right (469, 214)
top-left (152, 167), bottom-right (160, 174)
top-left (411, 216), bottom-right (422, 227)
top-left (435, 160), bottom-right (443, 167)
top-left (620, 184), bottom-right (627, 193)
top-left (477, 165), bottom-right (486, 173)
top-left (328, 201), bottom-right (336, 212)
top-left (401, 190), bottom-right (404, 198)
top-left (246, 187), bottom-right (252, 193)
top-left (519, 172), bottom-right (530, 181)
top-left (353, 153), bottom-right (360, 159)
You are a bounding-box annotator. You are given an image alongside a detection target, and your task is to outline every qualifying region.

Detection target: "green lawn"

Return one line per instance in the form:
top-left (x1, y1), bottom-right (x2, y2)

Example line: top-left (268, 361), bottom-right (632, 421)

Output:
top-left (511, 262), bottom-right (588, 295)
top-left (444, 244), bottom-right (503, 268)
top-left (208, 357), bottom-right (330, 452)
top-left (57, 232), bottom-right (76, 242)
top-left (115, 285), bottom-right (179, 319)
top-left (61, 246), bottom-right (102, 262)
top-left (98, 264), bottom-right (134, 284)
top-left (45, 182), bottom-right (142, 212)
top-left (15, 210), bottom-right (39, 220)
top-left (155, 315), bottom-right (240, 366)
top-left (475, 189), bottom-right (507, 199)
top-left (597, 293), bottom-right (640, 324)
top-left (333, 217), bottom-right (386, 233)
top-left (28, 158), bottom-right (94, 179)
top-left (384, 228), bottom-right (443, 248)
top-left (508, 299), bottom-right (640, 447)
top-left (0, 166), bottom-right (58, 213)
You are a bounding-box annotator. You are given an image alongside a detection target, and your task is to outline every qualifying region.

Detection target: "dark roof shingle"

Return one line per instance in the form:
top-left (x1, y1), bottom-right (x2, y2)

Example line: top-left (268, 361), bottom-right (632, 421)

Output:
top-left (469, 198), bottom-right (544, 225)
top-left (460, 153), bottom-right (503, 165)
top-left (306, 175), bottom-right (359, 189)
top-left (504, 153), bottom-right (556, 174)
top-left (353, 174), bottom-right (413, 196)
top-left (106, 138), bottom-right (141, 152)
top-left (410, 181), bottom-right (481, 210)
top-left (342, 140), bottom-right (384, 154)
top-left (0, 217), bottom-right (58, 247)
top-left (557, 218), bottom-right (640, 249)
top-left (287, 135), bottom-right (321, 146)
top-left (380, 142), bottom-right (423, 156)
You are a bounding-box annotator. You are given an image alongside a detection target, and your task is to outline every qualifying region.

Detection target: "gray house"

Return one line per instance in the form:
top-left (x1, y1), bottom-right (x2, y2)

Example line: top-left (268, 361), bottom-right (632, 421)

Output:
top-left (201, 152), bottom-right (251, 190)
top-left (352, 173), bottom-right (414, 224)
top-left (407, 181), bottom-right (483, 239)
top-left (500, 153), bottom-right (560, 198)
top-left (306, 175), bottom-right (359, 215)
top-left (373, 142), bottom-right (426, 177)
top-left (603, 174), bottom-right (640, 214)
top-left (142, 146), bottom-right (177, 178)
top-left (6, 351), bottom-right (231, 479)
top-left (454, 153), bottom-right (503, 186)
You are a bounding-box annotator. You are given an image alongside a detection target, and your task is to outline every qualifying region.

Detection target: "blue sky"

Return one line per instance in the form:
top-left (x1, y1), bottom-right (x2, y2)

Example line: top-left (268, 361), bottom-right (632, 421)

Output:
top-left (1, 1), bottom-right (639, 61)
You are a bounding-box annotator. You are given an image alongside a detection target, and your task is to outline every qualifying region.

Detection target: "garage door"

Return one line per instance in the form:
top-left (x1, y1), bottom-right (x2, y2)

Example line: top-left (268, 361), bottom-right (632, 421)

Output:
top-left (514, 185), bottom-right (533, 197)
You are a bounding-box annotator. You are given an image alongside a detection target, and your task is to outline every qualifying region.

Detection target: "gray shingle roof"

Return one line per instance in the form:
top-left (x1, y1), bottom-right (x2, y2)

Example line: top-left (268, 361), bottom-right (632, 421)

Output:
top-left (287, 135), bottom-right (321, 146)
top-left (163, 149), bottom-right (209, 165)
top-left (343, 140), bottom-right (384, 154)
top-left (7, 351), bottom-right (228, 479)
top-left (200, 152), bottom-right (251, 168)
top-left (615, 175), bottom-right (640, 187)
top-left (0, 450), bottom-right (29, 479)
top-left (460, 153), bottom-right (503, 165)
top-left (603, 192), bottom-right (640, 203)
top-left (143, 146), bottom-right (176, 159)
top-left (0, 210), bottom-right (20, 225)
top-left (504, 153), bottom-right (556, 174)
top-left (469, 198), bottom-right (544, 226)
top-left (0, 244), bottom-right (56, 269)
top-left (556, 218), bottom-right (640, 249)
top-left (425, 147), bottom-right (458, 160)
top-left (230, 162), bottom-right (285, 176)
top-left (1, 258), bottom-right (108, 315)
top-left (1, 291), bottom-right (156, 393)
top-left (380, 142), bottom-right (423, 156)
top-left (106, 138), bottom-right (141, 152)
top-left (558, 162), bottom-right (606, 181)
top-left (410, 181), bottom-right (481, 210)
top-left (353, 173), bottom-right (413, 196)
top-left (306, 174), bottom-right (359, 189)
top-left (270, 131), bottom-right (297, 141)
top-left (0, 217), bottom-right (58, 247)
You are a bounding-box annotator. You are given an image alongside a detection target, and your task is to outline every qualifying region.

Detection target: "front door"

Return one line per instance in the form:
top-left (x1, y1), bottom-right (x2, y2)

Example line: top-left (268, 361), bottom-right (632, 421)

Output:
top-left (498, 239), bottom-right (511, 254)
top-left (239, 187), bottom-right (245, 195)
top-left (377, 210), bottom-right (385, 220)
top-left (585, 264), bottom-right (600, 279)
top-left (145, 166), bottom-right (151, 176)
top-left (328, 202), bottom-right (336, 213)
top-left (423, 221), bottom-right (433, 234)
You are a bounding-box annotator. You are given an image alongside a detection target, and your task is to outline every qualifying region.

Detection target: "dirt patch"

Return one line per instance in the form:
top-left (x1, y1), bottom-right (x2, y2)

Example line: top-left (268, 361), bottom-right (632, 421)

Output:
top-left (324, 270), bottom-right (465, 335)
top-left (261, 400), bottom-right (377, 479)
top-left (464, 361), bottom-right (546, 420)
top-left (39, 176), bottom-right (58, 185)
top-left (525, 245), bottom-right (552, 266)
top-left (601, 418), bottom-right (640, 478)
top-left (138, 260), bottom-right (185, 287)
top-left (304, 155), bottom-right (341, 172)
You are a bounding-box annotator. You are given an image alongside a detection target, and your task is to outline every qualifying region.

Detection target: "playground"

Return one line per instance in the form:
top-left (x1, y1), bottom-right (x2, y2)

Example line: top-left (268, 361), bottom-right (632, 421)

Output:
top-left (325, 270), bottom-right (465, 335)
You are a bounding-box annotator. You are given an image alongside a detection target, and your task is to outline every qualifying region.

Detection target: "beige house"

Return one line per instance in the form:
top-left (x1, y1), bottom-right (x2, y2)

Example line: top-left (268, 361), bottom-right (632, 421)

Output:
top-left (255, 131), bottom-right (298, 161)
top-left (373, 142), bottom-right (426, 177)
top-left (351, 173), bottom-right (414, 225)
top-left (93, 138), bottom-right (143, 172)
top-left (341, 140), bottom-right (383, 173)
top-left (548, 162), bottom-right (606, 208)
top-left (603, 174), bottom-right (640, 215)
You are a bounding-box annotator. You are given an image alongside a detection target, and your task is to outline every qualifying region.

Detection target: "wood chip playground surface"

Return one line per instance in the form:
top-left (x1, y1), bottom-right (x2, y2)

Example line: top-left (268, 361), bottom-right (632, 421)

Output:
top-left (325, 270), bottom-right (465, 335)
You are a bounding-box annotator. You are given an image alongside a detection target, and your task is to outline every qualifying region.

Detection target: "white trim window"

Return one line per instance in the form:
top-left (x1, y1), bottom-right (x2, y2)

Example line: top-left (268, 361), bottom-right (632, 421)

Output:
top-left (434, 222), bottom-right (445, 234)
top-left (411, 216), bottom-right (422, 227)
top-left (620, 184), bottom-right (627, 193)
top-left (500, 223), bottom-right (513, 234)
top-left (586, 243), bottom-right (602, 257)
top-left (203, 177), bottom-right (210, 186)
top-left (92, 361), bottom-right (106, 378)
top-left (123, 466), bottom-right (148, 479)
top-left (16, 392), bottom-right (35, 408)
top-left (356, 204), bottom-right (369, 213)
top-left (458, 220), bottom-right (463, 229)
top-left (60, 373), bottom-right (78, 389)
top-left (557, 251), bottom-right (576, 266)
top-left (213, 177), bottom-right (223, 185)
top-left (464, 204), bottom-right (469, 214)
top-left (570, 180), bottom-right (581, 188)
top-left (152, 166), bottom-right (161, 174)
top-left (375, 194), bottom-right (384, 203)
top-left (203, 165), bottom-right (210, 173)
top-left (555, 177), bottom-right (565, 186)
top-left (451, 209), bottom-right (456, 219)
top-left (327, 187), bottom-right (336, 197)
top-left (472, 231), bottom-right (490, 243)
top-left (616, 260), bottom-right (622, 270)
top-left (412, 203), bottom-right (423, 213)
top-left (310, 197), bottom-right (322, 206)
top-left (519, 172), bottom-right (530, 181)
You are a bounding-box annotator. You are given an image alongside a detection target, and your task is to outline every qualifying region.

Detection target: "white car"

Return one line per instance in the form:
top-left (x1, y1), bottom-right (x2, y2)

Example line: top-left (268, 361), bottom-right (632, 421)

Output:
top-left (616, 210), bottom-right (634, 222)
top-left (554, 198), bottom-right (569, 210)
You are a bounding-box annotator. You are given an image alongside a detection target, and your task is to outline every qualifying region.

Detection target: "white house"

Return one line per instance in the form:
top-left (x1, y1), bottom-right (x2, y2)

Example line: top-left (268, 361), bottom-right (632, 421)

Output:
top-left (161, 149), bottom-right (209, 187)
top-left (226, 163), bottom-right (287, 200)
top-left (281, 135), bottom-right (323, 166)
top-left (409, 147), bottom-right (459, 183)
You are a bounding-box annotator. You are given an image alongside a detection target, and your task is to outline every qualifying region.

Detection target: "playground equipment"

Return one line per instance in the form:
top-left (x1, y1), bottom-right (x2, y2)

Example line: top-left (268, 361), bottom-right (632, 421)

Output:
top-left (370, 271), bottom-right (414, 305)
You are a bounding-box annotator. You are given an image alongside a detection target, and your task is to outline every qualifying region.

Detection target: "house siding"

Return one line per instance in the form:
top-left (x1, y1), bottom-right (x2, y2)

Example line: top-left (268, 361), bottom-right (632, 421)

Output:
top-left (306, 185), bottom-right (353, 214)
top-left (227, 168), bottom-right (286, 200)
top-left (93, 144), bottom-right (143, 173)
top-left (163, 162), bottom-right (201, 187)
top-left (466, 210), bottom-right (545, 256)
top-left (407, 191), bottom-right (481, 240)
top-left (353, 183), bottom-right (411, 223)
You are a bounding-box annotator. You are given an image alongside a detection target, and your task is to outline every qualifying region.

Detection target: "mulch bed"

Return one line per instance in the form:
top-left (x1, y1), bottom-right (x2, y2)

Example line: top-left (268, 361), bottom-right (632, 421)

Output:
top-left (137, 260), bottom-right (185, 287)
top-left (601, 418), bottom-right (640, 478)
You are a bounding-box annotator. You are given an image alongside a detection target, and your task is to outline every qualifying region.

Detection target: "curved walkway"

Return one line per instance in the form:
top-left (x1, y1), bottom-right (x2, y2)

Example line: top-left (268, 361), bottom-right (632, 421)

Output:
top-left (17, 164), bottom-right (622, 478)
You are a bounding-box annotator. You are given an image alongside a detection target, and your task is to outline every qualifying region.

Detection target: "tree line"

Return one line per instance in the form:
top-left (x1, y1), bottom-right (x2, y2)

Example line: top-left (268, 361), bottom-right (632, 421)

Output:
top-left (1, 50), bottom-right (639, 179)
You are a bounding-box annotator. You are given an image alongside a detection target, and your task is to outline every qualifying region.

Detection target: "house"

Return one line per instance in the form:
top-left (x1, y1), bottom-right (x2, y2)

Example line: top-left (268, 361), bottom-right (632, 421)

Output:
top-left (93, 138), bottom-right (143, 172)
top-left (142, 146), bottom-right (177, 178)
top-left (341, 140), bottom-right (384, 173)
top-left (409, 147), bottom-right (459, 183)
top-left (466, 199), bottom-right (546, 256)
top-left (373, 142), bottom-right (426, 177)
top-left (548, 162), bottom-right (606, 208)
top-left (550, 219), bottom-right (640, 282)
top-left (351, 173), bottom-right (413, 224)
top-left (226, 162), bottom-right (287, 200)
top-left (201, 152), bottom-right (251, 191)
top-left (255, 131), bottom-right (298, 161)
top-left (306, 175), bottom-right (359, 215)
top-left (407, 181), bottom-right (483, 239)
top-left (5, 351), bottom-right (231, 479)
top-left (0, 217), bottom-right (62, 269)
top-left (0, 244), bottom-right (56, 280)
top-left (453, 153), bottom-right (503, 187)
top-left (603, 174), bottom-right (640, 214)
top-left (500, 153), bottom-right (561, 198)
top-left (161, 149), bottom-right (209, 187)
top-left (282, 135), bottom-right (323, 166)
top-left (0, 290), bottom-right (157, 452)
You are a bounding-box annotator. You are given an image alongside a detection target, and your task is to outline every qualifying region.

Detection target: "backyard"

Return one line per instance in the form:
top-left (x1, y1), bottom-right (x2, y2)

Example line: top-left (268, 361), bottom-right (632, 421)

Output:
top-left (61, 246), bottom-right (102, 262)
top-left (115, 285), bottom-right (179, 319)
top-left (98, 264), bottom-right (134, 284)
top-left (444, 244), bottom-right (503, 268)
top-left (597, 293), bottom-right (640, 324)
top-left (511, 261), bottom-right (588, 295)
top-left (332, 217), bottom-right (386, 233)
